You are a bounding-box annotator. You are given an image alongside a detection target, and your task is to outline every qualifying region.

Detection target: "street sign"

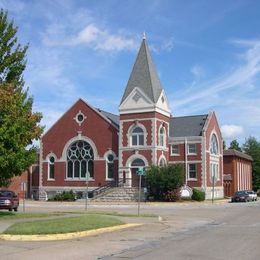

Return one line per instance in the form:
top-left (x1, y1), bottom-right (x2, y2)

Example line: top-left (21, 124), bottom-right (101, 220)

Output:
top-left (137, 167), bottom-right (145, 176)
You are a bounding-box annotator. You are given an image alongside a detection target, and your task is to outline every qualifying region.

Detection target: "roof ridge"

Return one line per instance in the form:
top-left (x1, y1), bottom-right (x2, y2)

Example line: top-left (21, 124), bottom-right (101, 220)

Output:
top-left (96, 108), bottom-right (119, 117)
top-left (144, 40), bottom-right (155, 102)
top-left (172, 114), bottom-right (208, 119)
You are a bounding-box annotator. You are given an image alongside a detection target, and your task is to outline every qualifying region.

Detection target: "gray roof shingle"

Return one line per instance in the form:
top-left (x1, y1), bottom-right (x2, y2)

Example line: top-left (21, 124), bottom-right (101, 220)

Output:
top-left (223, 149), bottom-right (253, 161)
top-left (120, 39), bottom-right (163, 104)
top-left (169, 114), bottom-right (208, 137)
top-left (97, 109), bottom-right (119, 129)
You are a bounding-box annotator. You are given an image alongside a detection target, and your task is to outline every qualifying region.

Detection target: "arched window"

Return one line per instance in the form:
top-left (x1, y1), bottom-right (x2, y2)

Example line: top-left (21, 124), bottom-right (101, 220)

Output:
top-left (131, 158), bottom-right (145, 167)
top-left (48, 156), bottom-right (55, 179)
top-left (131, 126), bottom-right (144, 146)
top-left (106, 154), bottom-right (114, 179)
top-left (159, 126), bottom-right (166, 147)
top-left (210, 134), bottom-right (218, 155)
top-left (67, 140), bottom-right (94, 179)
top-left (159, 158), bottom-right (166, 167)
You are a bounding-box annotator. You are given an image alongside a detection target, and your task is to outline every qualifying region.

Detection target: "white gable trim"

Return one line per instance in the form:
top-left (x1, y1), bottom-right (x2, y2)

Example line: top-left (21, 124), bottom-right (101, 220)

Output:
top-left (119, 87), bottom-right (153, 111)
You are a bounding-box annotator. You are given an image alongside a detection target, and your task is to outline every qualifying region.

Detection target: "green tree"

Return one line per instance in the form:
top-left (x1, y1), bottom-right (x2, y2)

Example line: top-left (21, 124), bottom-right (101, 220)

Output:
top-left (243, 136), bottom-right (260, 191)
top-left (145, 164), bottom-right (184, 201)
top-left (229, 139), bottom-right (242, 151)
top-left (0, 9), bottom-right (43, 186)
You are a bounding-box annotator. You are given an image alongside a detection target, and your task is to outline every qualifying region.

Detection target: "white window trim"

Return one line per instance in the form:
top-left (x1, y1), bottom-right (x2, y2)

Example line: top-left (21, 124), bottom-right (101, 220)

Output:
top-left (158, 125), bottom-right (167, 147)
top-left (210, 162), bottom-right (219, 181)
top-left (188, 163), bottom-right (197, 180)
top-left (188, 144), bottom-right (197, 155)
top-left (170, 144), bottom-right (180, 156)
top-left (210, 132), bottom-right (219, 155)
top-left (106, 153), bottom-right (115, 181)
top-left (128, 123), bottom-right (147, 147)
top-left (47, 154), bottom-right (56, 180)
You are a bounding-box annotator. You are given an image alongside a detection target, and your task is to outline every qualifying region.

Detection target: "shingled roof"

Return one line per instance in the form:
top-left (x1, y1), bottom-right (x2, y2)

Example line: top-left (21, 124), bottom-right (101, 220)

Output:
top-left (97, 109), bottom-right (119, 129)
top-left (223, 149), bottom-right (253, 161)
top-left (120, 38), bottom-right (163, 104)
top-left (169, 114), bottom-right (208, 138)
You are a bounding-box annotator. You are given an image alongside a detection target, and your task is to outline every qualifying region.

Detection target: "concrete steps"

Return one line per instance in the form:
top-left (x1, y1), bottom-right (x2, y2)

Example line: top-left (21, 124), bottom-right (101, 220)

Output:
top-left (92, 187), bottom-right (145, 202)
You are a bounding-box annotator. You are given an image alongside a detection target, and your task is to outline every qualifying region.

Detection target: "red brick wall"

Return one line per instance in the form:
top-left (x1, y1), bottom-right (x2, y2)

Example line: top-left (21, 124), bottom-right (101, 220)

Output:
top-left (3, 171), bottom-right (29, 199)
top-left (223, 155), bottom-right (252, 195)
top-left (120, 111), bottom-right (170, 167)
top-left (41, 99), bottom-right (119, 188)
top-left (205, 112), bottom-right (223, 187)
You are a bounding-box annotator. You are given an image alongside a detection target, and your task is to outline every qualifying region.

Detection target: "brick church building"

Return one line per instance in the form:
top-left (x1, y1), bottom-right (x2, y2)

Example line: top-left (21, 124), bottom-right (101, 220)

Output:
top-left (37, 38), bottom-right (224, 200)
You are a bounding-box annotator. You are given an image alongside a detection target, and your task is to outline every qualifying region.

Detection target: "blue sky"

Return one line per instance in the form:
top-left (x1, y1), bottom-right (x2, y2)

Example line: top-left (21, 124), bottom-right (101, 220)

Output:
top-left (1, 0), bottom-right (260, 146)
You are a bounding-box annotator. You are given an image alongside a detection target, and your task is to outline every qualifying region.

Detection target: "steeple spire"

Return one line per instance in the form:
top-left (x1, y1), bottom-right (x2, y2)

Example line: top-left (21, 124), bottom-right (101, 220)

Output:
top-left (120, 37), bottom-right (164, 105)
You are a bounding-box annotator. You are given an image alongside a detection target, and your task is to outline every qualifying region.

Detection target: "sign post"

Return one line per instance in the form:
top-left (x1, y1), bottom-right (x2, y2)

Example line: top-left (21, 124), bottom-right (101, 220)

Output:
top-left (212, 174), bottom-right (215, 204)
top-left (85, 172), bottom-right (90, 211)
top-left (21, 182), bottom-right (26, 212)
top-left (137, 167), bottom-right (145, 216)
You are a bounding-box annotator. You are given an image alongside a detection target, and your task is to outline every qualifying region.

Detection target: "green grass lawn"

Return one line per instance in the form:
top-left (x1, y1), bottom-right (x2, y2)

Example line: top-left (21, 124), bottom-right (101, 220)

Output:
top-left (3, 214), bottom-right (123, 235)
top-left (0, 212), bottom-right (65, 220)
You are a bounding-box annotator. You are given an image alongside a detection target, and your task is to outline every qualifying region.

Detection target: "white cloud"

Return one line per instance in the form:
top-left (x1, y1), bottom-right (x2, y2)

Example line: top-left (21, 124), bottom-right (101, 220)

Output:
top-left (43, 23), bottom-right (137, 52)
top-left (171, 39), bottom-right (260, 110)
top-left (221, 125), bottom-right (244, 139)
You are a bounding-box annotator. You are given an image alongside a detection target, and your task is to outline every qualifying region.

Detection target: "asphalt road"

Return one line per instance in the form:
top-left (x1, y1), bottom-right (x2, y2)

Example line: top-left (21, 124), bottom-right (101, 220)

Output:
top-left (0, 200), bottom-right (259, 259)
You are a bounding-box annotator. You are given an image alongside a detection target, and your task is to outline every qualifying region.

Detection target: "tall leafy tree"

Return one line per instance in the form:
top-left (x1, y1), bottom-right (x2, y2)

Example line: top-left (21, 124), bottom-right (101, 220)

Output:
top-left (229, 139), bottom-right (242, 152)
top-left (0, 9), bottom-right (43, 186)
top-left (243, 136), bottom-right (260, 191)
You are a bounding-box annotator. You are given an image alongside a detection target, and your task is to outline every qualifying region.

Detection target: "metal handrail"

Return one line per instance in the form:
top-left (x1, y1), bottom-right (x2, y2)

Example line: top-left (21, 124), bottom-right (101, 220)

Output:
top-left (91, 178), bottom-right (133, 198)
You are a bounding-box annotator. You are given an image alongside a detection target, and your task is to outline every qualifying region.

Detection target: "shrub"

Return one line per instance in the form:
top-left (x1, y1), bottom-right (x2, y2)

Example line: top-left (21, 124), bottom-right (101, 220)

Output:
top-left (163, 189), bottom-right (181, 202)
top-left (191, 188), bottom-right (205, 201)
top-left (51, 190), bottom-right (76, 201)
top-left (145, 164), bottom-right (184, 201)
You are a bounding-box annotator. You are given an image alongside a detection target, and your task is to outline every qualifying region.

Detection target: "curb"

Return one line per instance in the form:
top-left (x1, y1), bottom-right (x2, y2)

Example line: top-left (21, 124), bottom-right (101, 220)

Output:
top-left (0, 223), bottom-right (143, 241)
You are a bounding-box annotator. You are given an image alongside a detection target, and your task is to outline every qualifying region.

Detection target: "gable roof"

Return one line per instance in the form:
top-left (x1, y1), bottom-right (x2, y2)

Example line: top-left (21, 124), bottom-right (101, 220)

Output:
top-left (120, 38), bottom-right (163, 105)
top-left (223, 149), bottom-right (253, 161)
top-left (169, 114), bottom-right (208, 137)
top-left (41, 99), bottom-right (120, 138)
top-left (97, 109), bottom-right (119, 129)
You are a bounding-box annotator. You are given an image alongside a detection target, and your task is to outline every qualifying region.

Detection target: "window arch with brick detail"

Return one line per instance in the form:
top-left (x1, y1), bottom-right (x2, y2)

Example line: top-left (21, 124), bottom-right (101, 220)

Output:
top-left (159, 126), bottom-right (166, 147)
top-left (106, 154), bottom-right (115, 180)
top-left (210, 134), bottom-right (218, 155)
top-left (131, 126), bottom-right (144, 146)
top-left (48, 156), bottom-right (55, 180)
top-left (66, 140), bottom-right (94, 180)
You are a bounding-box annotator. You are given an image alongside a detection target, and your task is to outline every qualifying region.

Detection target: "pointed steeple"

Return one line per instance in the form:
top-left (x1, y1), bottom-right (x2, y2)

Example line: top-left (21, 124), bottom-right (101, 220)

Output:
top-left (120, 38), bottom-right (164, 105)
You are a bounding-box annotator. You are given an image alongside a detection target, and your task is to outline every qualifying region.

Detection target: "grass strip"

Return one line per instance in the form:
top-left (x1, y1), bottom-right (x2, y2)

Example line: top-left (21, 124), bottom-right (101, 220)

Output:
top-left (0, 212), bottom-right (64, 220)
top-left (3, 214), bottom-right (123, 235)
top-left (86, 211), bottom-right (157, 218)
